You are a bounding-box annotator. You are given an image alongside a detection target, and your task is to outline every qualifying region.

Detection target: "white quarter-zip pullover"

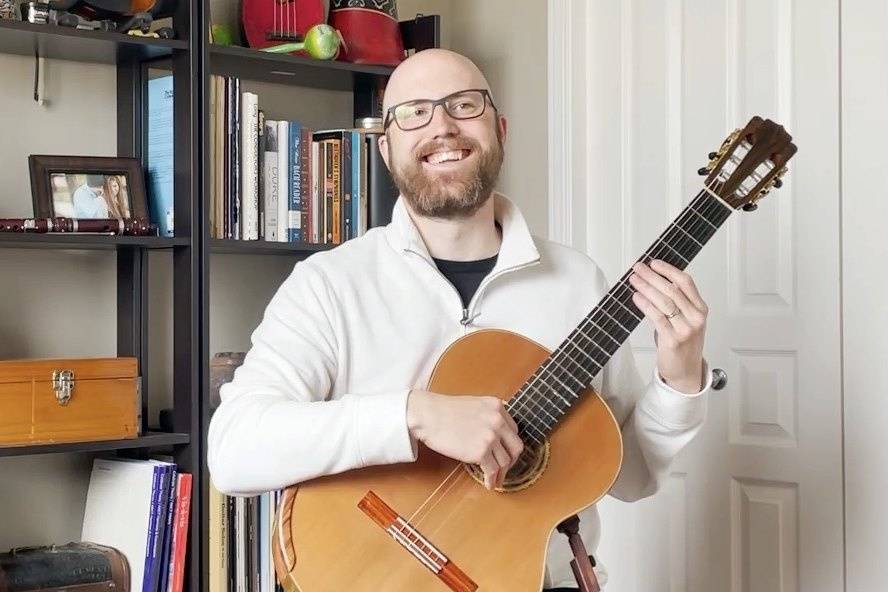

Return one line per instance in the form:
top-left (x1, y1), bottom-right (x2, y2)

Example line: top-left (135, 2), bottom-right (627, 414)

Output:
top-left (207, 192), bottom-right (711, 588)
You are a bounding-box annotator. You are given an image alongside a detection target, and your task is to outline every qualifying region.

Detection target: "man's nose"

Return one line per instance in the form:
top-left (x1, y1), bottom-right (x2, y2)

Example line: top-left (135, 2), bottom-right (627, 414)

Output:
top-left (425, 103), bottom-right (461, 137)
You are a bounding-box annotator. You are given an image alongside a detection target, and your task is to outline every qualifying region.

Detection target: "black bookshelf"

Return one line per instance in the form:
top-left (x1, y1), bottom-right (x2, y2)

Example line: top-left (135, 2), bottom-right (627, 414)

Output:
top-left (209, 43), bottom-right (394, 89)
top-left (209, 239), bottom-right (334, 256)
top-left (0, 233), bottom-right (188, 250)
top-left (0, 432), bottom-right (191, 458)
top-left (0, 19), bottom-right (186, 63)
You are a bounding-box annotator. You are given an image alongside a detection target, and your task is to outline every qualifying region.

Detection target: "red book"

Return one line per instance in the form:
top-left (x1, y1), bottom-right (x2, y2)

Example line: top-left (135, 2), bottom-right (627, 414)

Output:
top-left (167, 473), bottom-right (193, 592)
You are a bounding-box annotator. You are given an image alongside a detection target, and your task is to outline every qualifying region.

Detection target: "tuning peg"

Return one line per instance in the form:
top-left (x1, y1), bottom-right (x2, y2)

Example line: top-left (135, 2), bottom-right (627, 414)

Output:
top-left (772, 178), bottom-right (783, 188)
top-left (708, 152), bottom-right (718, 160)
top-left (742, 202), bottom-right (758, 212)
top-left (697, 167), bottom-right (710, 176)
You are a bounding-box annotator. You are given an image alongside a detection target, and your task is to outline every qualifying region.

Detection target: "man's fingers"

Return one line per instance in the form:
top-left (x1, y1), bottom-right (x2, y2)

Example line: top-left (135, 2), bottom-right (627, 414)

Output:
top-left (501, 428), bottom-right (524, 468)
top-left (479, 452), bottom-right (499, 490)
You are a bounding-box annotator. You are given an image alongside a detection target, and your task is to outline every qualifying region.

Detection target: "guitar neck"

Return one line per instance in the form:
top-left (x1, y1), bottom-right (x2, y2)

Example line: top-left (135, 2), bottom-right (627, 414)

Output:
top-left (507, 187), bottom-right (734, 443)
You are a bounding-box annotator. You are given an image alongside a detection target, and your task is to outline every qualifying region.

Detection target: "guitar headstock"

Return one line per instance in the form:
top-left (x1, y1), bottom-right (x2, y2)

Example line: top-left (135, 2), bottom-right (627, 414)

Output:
top-left (700, 117), bottom-right (797, 211)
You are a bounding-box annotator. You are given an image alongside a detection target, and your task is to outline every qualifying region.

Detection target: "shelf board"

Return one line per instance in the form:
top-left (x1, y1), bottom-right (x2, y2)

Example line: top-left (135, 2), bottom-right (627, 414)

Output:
top-left (0, 431), bottom-right (190, 457)
top-left (209, 44), bottom-right (393, 89)
top-left (0, 233), bottom-right (189, 250)
top-left (210, 238), bottom-right (334, 256)
top-left (0, 20), bottom-right (186, 64)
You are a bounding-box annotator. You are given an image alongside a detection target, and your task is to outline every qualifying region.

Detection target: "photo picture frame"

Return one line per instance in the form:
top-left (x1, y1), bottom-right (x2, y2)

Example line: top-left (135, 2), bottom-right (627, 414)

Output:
top-left (28, 155), bottom-right (149, 221)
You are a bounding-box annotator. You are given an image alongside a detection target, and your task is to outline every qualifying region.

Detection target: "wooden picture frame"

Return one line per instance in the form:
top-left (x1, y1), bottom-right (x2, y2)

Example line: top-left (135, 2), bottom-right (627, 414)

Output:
top-left (28, 155), bottom-right (149, 220)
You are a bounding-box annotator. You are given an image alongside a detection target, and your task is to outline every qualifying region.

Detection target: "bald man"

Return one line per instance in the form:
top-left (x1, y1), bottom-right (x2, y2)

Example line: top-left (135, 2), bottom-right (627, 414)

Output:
top-left (209, 49), bottom-right (712, 590)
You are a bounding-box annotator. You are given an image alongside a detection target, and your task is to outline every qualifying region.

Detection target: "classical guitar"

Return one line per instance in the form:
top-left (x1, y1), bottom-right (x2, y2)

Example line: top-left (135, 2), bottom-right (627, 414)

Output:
top-left (271, 117), bottom-right (797, 591)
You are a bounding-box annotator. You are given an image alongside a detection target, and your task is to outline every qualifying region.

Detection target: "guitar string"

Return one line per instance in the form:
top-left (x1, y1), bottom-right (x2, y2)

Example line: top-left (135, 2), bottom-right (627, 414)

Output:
top-left (405, 175), bottom-right (737, 531)
top-left (407, 177), bottom-right (735, 530)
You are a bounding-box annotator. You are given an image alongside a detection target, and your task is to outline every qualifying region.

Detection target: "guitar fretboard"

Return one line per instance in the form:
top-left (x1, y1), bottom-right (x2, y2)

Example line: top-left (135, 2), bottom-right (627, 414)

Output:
top-left (507, 189), bottom-right (733, 445)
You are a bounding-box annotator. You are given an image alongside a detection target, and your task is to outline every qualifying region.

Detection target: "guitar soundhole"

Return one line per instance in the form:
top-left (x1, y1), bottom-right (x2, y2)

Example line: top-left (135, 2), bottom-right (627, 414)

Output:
top-left (463, 438), bottom-right (550, 493)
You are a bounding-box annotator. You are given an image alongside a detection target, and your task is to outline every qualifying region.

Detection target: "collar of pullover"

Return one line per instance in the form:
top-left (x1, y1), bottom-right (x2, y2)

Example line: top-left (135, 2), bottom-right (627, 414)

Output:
top-left (385, 191), bottom-right (542, 273)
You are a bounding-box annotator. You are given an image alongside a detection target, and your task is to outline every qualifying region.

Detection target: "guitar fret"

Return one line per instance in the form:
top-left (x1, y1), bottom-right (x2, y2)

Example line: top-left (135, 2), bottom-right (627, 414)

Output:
top-left (583, 318), bottom-right (621, 348)
top-left (657, 239), bottom-right (690, 265)
top-left (557, 347), bottom-right (597, 381)
top-left (604, 293), bottom-right (642, 322)
top-left (669, 223), bottom-right (703, 248)
top-left (687, 203), bottom-right (718, 230)
top-left (595, 306), bottom-right (632, 336)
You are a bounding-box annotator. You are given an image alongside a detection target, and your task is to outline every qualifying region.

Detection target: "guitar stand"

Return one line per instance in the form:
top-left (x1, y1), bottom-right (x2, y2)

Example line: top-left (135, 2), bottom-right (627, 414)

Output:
top-left (556, 514), bottom-right (601, 592)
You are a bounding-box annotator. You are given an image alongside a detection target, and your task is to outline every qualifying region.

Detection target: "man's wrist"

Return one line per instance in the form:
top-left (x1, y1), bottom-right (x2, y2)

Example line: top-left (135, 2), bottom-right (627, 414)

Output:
top-left (406, 389), bottom-right (426, 439)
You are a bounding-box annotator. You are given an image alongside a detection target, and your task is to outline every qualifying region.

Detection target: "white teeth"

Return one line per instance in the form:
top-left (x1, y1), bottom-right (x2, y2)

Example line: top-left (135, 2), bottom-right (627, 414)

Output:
top-left (425, 150), bottom-right (467, 165)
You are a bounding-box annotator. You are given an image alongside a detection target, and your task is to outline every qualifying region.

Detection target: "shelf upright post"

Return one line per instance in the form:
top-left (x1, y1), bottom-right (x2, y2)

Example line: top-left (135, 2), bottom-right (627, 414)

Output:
top-left (116, 49), bottom-right (150, 433)
top-left (169, 0), bottom-right (204, 588)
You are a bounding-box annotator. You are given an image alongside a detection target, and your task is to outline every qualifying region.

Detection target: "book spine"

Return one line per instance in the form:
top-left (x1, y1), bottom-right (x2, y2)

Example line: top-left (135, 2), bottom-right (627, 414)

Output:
top-left (257, 109), bottom-right (265, 240)
top-left (276, 121), bottom-right (289, 242)
top-left (241, 92), bottom-right (259, 241)
top-left (324, 141), bottom-right (333, 244)
top-left (341, 132), bottom-right (352, 242)
top-left (149, 466), bottom-right (172, 592)
top-left (351, 131), bottom-right (360, 238)
top-left (331, 139), bottom-right (341, 244)
top-left (311, 141), bottom-right (320, 243)
top-left (263, 119), bottom-right (279, 242)
top-left (299, 127), bottom-right (312, 246)
top-left (142, 466), bottom-right (163, 592)
top-left (170, 473), bottom-right (192, 592)
top-left (158, 465), bottom-right (178, 592)
top-left (287, 123), bottom-right (302, 242)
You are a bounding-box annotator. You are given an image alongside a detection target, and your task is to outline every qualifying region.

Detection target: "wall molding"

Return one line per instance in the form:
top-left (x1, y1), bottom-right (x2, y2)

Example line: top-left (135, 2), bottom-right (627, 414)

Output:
top-left (547, 0), bottom-right (574, 246)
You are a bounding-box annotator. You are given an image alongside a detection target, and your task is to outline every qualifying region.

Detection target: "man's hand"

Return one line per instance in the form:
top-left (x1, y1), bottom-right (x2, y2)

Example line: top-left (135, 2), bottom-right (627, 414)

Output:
top-left (629, 259), bottom-right (708, 394)
top-left (406, 390), bottom-right (524, 490)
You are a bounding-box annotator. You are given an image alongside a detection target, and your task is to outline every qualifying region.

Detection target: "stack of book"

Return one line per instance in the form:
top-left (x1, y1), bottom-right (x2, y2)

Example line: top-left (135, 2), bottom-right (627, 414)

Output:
top-left (81, 457), bottom-right (193, 592)
top-left (209, 483), bottom-right (282, 592)
top-left (207, 75), bottom-right (399, 244)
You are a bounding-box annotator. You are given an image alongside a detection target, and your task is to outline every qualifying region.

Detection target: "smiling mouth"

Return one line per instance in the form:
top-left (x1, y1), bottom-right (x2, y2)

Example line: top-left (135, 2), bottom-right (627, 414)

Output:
top-left (421, 149), bottom-right (473, 166)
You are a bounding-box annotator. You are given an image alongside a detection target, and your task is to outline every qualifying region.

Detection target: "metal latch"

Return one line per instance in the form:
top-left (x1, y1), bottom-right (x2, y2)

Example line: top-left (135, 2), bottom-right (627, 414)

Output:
top-left (52, 369), bottom-right (74, 405)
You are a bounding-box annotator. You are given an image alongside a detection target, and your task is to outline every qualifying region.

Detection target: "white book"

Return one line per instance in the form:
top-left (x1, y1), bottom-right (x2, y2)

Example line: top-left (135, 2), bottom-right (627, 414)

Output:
top-left (240, 92), bottom-right (260, 240)
top-left (311, 140), bottom-right (320, 243)
top-left (276, 121), bottom-right (289, 242)
top-left (81, 458), bottom-right (159, 592)
top-left (263, 119), bottom-right (280, 241)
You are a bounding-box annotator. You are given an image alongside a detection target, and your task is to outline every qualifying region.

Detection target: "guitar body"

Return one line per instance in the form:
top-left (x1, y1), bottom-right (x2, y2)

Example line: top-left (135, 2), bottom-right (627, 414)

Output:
top-left (272, 329), bottom-right (623, 592)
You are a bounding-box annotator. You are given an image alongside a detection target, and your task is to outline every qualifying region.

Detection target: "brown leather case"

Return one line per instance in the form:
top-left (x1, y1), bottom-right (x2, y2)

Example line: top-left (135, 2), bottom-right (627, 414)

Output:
top-left (0, 358), bottom-right (140, 447)
top-left (0, 542), bottom-right (129, 592)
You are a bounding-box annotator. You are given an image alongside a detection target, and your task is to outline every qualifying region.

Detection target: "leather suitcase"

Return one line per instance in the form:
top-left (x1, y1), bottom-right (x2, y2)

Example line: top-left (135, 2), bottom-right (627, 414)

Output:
top-left (0, 358), bottom-right (140, 447)
top-left (0, 542), bottom-right (129, 592)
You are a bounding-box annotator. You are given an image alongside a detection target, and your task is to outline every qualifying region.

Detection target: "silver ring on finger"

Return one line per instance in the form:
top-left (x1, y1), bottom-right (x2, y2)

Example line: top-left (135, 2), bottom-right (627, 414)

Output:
top-left (665, 304), bottom-right (681, 319)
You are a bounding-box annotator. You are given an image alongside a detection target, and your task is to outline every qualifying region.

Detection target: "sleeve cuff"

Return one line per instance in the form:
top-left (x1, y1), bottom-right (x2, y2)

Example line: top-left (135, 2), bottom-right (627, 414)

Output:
top-left (641, 359), bottom-right (711, 429)
top-left (353, 388), bottom-right (419, 467)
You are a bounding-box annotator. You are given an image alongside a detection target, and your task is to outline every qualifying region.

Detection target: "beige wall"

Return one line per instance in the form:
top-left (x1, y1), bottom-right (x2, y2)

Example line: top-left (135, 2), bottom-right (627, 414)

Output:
top-left (0, 0), bottom-right (547, 550)
top-left (444, 0), bottom-right (549, 236)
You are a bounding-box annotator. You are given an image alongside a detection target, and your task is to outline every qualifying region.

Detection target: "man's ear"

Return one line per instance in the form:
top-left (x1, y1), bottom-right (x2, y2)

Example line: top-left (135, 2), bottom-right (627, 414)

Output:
top-left (377, 134), bottom-right (390, 170)
top-left (498, 114), bottom-right (508, 145)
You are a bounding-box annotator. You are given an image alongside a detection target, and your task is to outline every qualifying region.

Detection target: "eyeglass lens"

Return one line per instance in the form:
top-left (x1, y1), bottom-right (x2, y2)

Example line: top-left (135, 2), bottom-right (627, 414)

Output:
top-left (393, 90), bottom-right (487, 130)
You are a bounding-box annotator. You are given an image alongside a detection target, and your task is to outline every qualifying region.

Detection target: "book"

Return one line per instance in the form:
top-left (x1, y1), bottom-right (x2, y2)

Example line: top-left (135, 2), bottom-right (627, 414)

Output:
top-left (81, 458), bottom-right (160, 592)
top-left (147, 75), bottom-right (174, 237)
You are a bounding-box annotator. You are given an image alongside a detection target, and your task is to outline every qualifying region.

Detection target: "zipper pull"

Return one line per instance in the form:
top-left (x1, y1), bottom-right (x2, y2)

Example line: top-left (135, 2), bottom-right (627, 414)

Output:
top-left (460, 309), bottom-right (470, 326)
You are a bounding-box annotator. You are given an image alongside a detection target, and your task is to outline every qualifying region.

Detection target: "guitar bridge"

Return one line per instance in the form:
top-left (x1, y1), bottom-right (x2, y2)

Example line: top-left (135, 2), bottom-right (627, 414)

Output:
top-left (358, 491), bottom-right (477, 592)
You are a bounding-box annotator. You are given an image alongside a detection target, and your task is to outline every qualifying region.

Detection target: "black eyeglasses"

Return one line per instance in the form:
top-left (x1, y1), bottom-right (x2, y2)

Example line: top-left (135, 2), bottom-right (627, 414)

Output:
top-left (383, 89), bottom-right (497, 131)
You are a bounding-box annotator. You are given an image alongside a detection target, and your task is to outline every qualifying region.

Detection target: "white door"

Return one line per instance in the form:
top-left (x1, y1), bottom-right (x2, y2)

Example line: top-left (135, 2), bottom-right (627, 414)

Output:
top-left (549, 0), bottom-right (844, 590)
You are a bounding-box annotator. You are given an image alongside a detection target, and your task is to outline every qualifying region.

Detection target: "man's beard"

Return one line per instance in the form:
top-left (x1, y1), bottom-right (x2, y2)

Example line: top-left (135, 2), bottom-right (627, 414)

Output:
top-left (387, 127), bottom-right (504, 219)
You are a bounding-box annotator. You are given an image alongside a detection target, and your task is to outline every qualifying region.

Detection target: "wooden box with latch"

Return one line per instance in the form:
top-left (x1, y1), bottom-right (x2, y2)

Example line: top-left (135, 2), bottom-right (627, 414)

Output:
top-left (0, 357), bottom-right (140, 447)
